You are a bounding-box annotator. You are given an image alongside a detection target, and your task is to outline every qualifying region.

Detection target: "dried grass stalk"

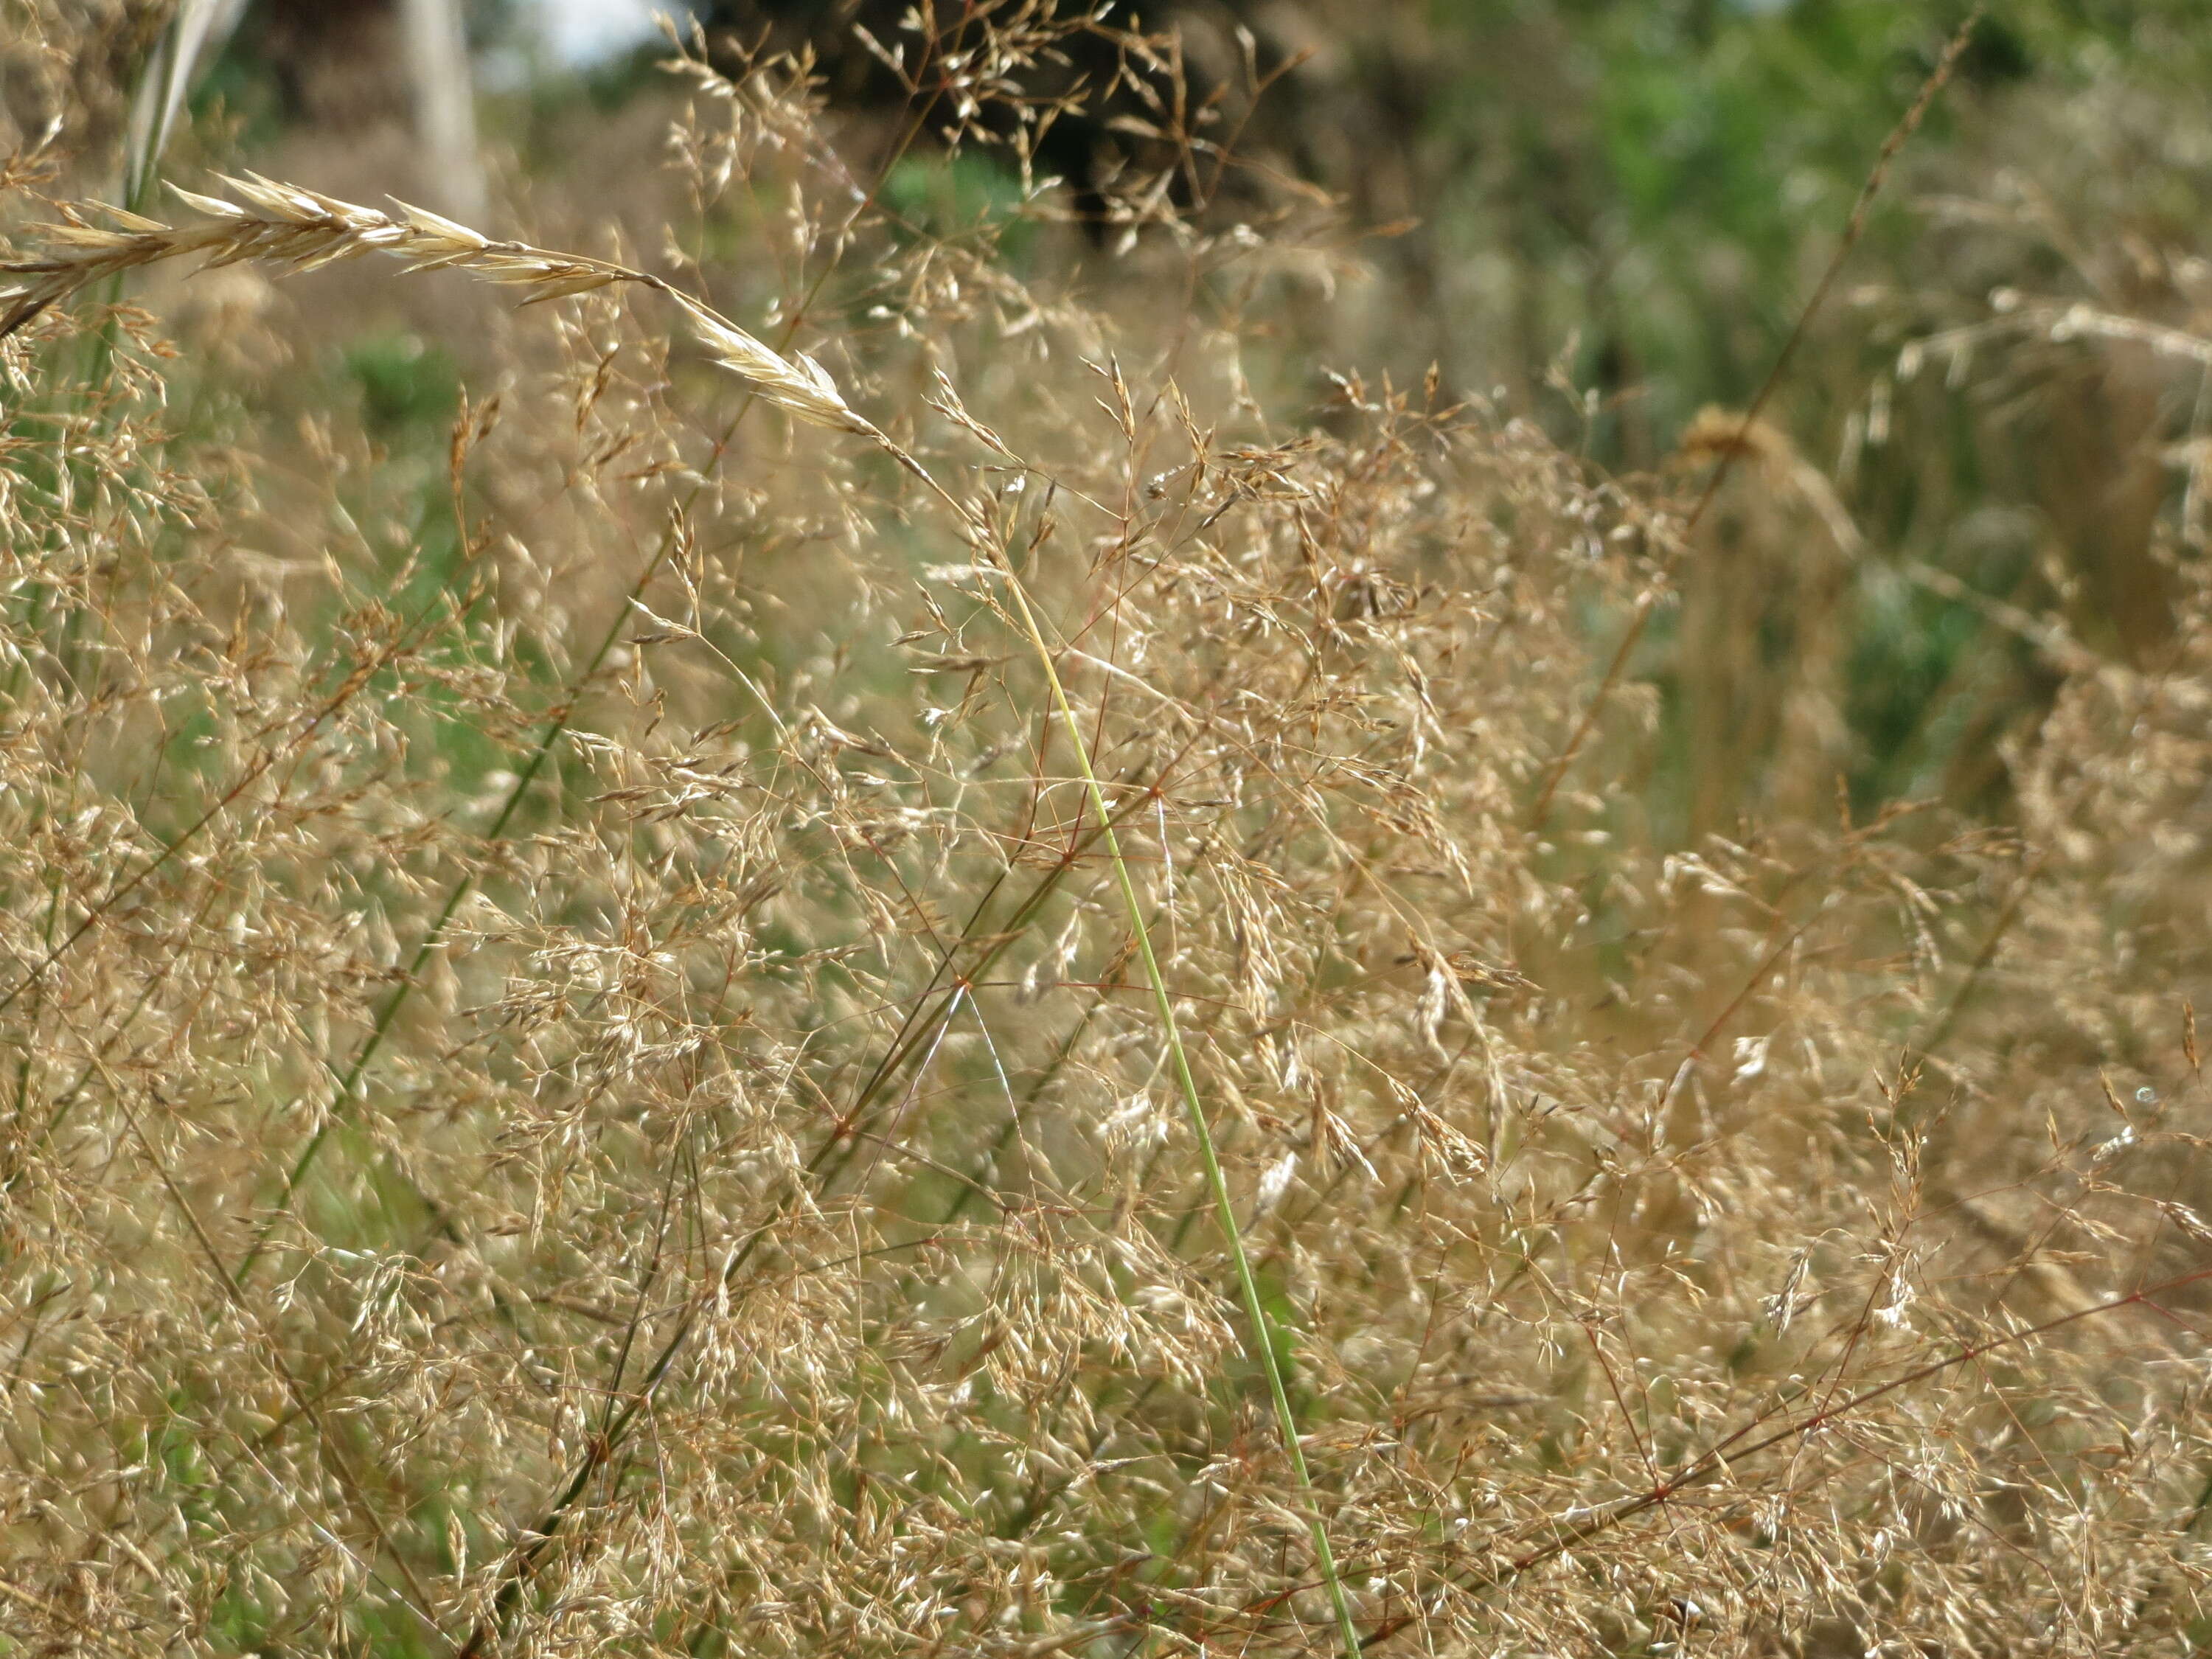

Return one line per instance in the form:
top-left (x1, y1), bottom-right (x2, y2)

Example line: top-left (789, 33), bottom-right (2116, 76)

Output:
top-left (1, 171), bottom-right (877, 435)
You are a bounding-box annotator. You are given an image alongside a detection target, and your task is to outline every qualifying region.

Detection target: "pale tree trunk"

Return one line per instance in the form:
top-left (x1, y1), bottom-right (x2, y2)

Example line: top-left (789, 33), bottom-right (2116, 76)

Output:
top-left (123, 0), bottom-right (488, 227)
top-left (398, 0), bottom-right (485, 224)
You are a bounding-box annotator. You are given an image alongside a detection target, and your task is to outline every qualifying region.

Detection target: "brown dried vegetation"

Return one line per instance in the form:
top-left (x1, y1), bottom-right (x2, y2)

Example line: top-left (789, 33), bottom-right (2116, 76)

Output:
top-left (2, 6), bottom-right (2211, 1657)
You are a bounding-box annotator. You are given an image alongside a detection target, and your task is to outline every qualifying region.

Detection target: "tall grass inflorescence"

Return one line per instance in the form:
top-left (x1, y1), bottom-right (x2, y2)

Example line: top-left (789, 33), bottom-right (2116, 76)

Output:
top-left (3, 7), bottom-right (2212, 1657)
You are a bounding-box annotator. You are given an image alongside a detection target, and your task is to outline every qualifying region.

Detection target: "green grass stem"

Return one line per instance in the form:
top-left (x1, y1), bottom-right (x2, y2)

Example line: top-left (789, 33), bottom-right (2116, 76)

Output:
top-left (991, 554), bottom-right (1365, 1659)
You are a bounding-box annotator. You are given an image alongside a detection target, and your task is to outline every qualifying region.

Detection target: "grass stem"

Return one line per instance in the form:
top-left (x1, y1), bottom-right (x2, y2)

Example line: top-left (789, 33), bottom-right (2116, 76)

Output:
top-left (991, 552), bottom-right (1364, 1659)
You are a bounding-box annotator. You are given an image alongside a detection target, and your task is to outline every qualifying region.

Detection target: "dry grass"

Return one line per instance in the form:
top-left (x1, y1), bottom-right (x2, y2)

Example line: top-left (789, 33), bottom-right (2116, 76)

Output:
top-left (3, 8), bottom-right (2211, 1658)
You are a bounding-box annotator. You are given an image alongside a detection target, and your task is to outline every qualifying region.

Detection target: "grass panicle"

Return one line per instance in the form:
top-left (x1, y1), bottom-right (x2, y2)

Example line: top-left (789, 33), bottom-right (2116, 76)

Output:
top-left (4, 10), bottom-right (2212, 1658)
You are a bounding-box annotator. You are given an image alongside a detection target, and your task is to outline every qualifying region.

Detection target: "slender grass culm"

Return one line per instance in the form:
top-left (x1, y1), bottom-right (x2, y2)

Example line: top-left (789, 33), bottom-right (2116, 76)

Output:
top-left (7, 10), bottom-right (2212, 1655)
top-left (1, 172), bottom-right (1367, 1649)
top-left (991, 554), bottom-right (1367, 1659)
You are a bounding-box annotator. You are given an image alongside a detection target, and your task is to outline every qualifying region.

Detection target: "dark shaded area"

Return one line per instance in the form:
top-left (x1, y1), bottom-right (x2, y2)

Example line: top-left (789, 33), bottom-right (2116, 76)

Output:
top-left (240, 0), bottom-right (411, 126)
top-left (694, 0), bottom-right (1436, 239)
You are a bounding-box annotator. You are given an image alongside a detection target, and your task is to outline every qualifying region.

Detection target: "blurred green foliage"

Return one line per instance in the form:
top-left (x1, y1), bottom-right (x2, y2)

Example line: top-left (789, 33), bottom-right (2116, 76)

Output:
top-left (1377, 0), bottom-right (2211, 824)
top-left (882, 150), bottom-right (1037, 258)
top-left (343, 331), bottom-right (460, 439)
top-left (1388, 1), bottom-right (2198, 408)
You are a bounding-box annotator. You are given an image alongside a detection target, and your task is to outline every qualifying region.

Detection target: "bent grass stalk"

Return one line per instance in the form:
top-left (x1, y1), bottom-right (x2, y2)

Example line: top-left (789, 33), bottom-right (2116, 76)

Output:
top-left (5, 45), bottom-right (2207, 1655)
top-left (3, 171), bottom-right (1370, 1649)
top-left (991, 557), bottom-right (1366, 1659)
top-left (0, 176), bottom-right (864, 1277)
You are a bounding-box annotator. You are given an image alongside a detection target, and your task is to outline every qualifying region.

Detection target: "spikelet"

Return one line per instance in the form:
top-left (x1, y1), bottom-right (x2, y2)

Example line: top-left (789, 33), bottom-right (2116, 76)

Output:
top-left (667, 291), bottom-right (878, 437)
top-left (0, 173), bottom-right (872, 436)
